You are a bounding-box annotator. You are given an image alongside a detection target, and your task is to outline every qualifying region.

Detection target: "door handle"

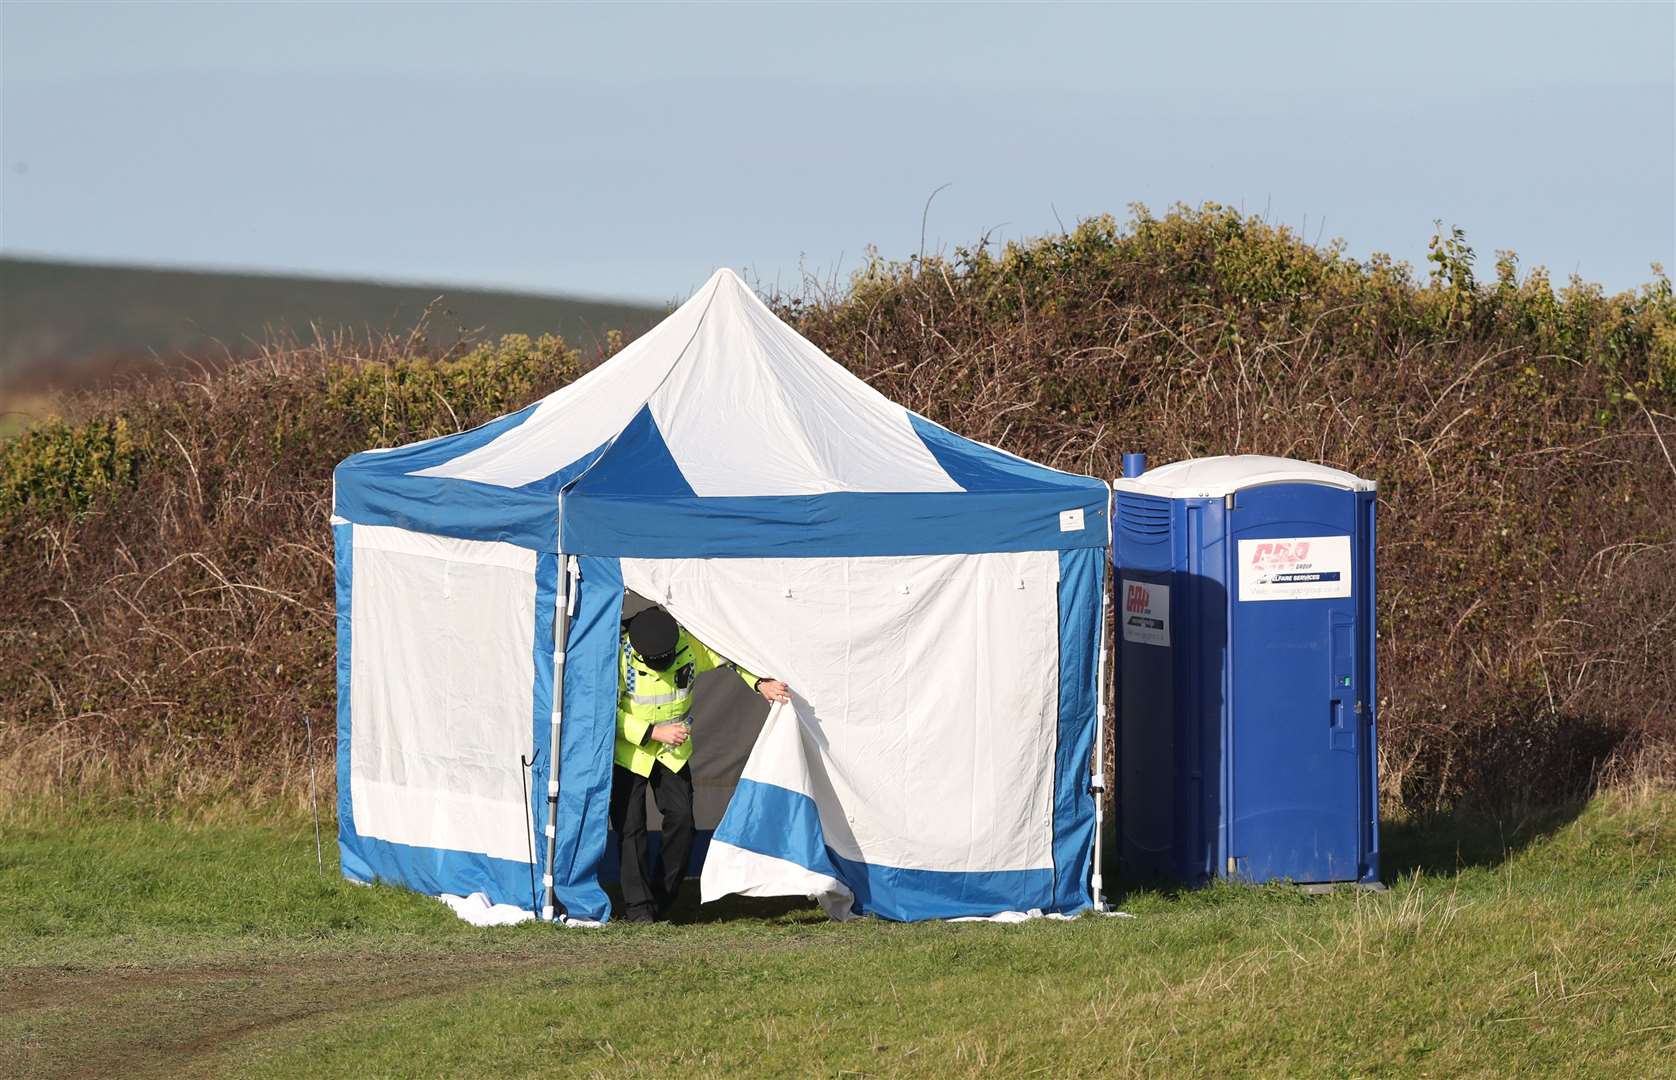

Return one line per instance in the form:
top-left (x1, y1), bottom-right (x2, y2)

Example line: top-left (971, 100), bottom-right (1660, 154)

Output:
top-left (1329, 699), bottom-right (1353, 751)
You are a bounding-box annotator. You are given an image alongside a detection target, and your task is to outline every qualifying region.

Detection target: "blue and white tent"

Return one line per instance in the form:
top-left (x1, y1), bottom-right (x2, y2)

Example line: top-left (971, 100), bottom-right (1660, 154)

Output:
top-left (332, 268), bottom-right (1111, 923)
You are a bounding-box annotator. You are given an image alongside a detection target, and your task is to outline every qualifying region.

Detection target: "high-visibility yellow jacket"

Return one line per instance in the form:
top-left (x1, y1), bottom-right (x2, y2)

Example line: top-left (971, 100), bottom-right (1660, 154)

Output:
top-left (615, 626), bottom-right (758, 777)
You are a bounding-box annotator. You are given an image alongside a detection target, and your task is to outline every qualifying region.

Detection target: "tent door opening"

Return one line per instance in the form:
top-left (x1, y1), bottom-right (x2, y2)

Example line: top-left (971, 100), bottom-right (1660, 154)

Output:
top-left (601, 589), bottom-right (771, 887)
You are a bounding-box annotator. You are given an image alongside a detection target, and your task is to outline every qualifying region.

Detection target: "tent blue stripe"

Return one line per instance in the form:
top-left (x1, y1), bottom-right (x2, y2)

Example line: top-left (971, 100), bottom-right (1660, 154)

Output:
top-left (527, 552), bottom-right (559, 913)
top-left (547, 555), bottom-right (622, 922)
top-left (713, 776), bottom-right (840, 877)
top-left (830, 852), bottom-right (1053, 922)
top-left (334, 522), bottom-right (356, 866)
top-left (339, 832), bottom-right (536, 908)
top-left (716, 778), bottom-right (1059, 921)
top-left (1051, 547), bottom-right (1101, 913)
top-left (574, 405), bottom-right (696, 498)
top-left (908, 414), bottom-right (1102, 493)
top-left (334, 468), bottom-right (559, 551)
top-left (333, 405), bottom-right (1109, 557)
top-left (561, 490), bottom-right (1108, 558)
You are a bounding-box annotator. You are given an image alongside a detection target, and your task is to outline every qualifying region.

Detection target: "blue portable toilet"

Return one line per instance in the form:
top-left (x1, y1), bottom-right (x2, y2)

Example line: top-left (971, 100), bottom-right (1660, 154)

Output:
top-left (1111, 454), bottom-right (1380, 887)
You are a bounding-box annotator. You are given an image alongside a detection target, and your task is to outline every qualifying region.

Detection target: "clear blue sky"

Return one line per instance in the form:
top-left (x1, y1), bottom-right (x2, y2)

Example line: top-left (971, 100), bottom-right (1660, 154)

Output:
top-left (2, 1), bottom-right (1671, 304)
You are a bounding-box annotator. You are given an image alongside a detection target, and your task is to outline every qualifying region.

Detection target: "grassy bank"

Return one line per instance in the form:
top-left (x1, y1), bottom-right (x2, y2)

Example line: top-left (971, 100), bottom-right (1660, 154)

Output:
top-left (3, 788), bottom-right (1672, 1078)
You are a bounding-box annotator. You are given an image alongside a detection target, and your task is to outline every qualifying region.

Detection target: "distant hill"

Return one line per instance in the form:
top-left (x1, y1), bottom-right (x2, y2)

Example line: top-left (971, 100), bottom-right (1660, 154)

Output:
top-left (0, 257), bottom-right (666, 391)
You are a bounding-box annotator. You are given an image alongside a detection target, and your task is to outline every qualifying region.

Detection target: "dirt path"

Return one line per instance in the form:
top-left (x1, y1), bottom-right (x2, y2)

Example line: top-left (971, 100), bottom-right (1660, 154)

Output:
top-left (0, 927), bottom-right (824, 1079)
top-left (1, 947), bottom-right (558, 1079)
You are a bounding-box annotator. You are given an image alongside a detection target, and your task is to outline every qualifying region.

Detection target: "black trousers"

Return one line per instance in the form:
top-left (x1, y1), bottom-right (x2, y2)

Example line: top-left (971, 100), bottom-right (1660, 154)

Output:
top-left (609, 762), bottom-right (695, 916)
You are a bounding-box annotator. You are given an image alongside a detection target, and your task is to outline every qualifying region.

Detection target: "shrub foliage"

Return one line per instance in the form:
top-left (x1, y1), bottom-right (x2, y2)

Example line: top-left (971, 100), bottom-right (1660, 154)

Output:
top-left (2, 205), bottom-right (1671, 812)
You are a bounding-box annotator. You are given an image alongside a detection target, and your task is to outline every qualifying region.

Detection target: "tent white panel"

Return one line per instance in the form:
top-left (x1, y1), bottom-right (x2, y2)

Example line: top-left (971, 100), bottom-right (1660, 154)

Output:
top-left (647, 271), bottom-right (961, 496)
top-left (622, 550), bottom-right (1060, 875)
top-left (349, 524), bottom-right (537, 863)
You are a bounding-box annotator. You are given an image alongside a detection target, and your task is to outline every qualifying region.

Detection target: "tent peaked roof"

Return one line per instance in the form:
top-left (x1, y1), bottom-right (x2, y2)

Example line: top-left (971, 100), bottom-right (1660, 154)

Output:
top-left (335, 267), bottom-right (1108, 557)
top-left (414, 268), bottom-right (963, 497)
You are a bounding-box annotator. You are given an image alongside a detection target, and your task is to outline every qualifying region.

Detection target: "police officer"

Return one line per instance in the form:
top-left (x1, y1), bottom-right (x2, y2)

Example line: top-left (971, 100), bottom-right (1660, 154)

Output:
top-left (610, 605), bottom-right (791, 923)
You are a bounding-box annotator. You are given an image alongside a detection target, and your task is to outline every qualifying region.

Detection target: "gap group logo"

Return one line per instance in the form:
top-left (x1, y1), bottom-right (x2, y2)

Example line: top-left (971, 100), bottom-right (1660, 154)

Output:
top-left (1248, 541), bottom-right (1316, 581)
top-left (1120, 578), bottom-right (1170, 646)
top-left (1237, 535), bottom-right (1353, 601)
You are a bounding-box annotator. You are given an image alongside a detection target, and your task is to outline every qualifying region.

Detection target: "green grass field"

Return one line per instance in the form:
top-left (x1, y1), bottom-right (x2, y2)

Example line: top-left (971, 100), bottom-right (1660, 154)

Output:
top-left (2, 791), bottom-right (1672, 1079)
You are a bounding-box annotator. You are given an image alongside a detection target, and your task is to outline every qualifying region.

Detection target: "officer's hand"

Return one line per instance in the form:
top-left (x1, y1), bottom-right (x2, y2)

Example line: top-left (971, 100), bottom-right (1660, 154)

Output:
top-left (757, 679), bottom-right (792, 705)
top-left (650, 723), bottom-right (688, 747)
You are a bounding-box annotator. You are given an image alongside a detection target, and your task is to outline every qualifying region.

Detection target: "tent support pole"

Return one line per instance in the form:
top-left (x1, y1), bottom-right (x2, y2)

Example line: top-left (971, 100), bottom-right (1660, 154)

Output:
top-left (1091, 484), bottom-right (1113, 912)
top-left (541, 554), bottom-right (579, 921)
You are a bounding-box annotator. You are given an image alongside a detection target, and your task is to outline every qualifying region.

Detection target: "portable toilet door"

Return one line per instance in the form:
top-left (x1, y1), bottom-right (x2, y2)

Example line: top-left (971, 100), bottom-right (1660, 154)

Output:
top-left (1227, 473), bottom-right (1377, 884)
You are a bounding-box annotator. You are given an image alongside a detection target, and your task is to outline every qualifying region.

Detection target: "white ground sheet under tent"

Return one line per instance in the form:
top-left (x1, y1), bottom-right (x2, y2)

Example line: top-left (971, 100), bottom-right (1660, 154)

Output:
top-left (332, 268), bottom-right (1110, 922)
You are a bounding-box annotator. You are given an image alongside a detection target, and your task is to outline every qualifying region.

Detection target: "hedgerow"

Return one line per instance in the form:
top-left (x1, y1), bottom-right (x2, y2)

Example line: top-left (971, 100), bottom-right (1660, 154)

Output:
top-left (2, 205), bottom-right (1670, 813)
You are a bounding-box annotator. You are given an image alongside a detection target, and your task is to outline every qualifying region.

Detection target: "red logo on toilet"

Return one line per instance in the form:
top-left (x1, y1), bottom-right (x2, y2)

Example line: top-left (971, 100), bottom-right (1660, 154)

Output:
top-left (1249, 541), bottom-right (1312, 566)
top-left (1125, 583), bottom-right (1151, 613)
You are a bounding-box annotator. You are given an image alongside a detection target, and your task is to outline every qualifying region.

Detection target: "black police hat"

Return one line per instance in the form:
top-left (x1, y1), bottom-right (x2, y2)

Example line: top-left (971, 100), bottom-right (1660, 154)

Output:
top-left (627, 606), bottom-right (679, 669)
